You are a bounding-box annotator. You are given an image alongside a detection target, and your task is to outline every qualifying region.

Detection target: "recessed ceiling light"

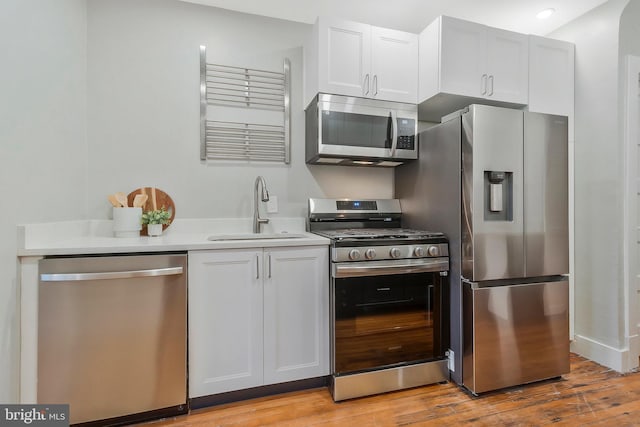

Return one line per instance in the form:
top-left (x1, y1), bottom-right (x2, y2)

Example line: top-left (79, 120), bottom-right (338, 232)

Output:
top-left (536, 8), bottom-right (556, 19)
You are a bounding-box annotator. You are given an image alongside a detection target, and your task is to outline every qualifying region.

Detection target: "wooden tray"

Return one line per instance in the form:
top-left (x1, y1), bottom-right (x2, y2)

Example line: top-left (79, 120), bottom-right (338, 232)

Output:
top-left (127, 187), bottom-right (175, 236)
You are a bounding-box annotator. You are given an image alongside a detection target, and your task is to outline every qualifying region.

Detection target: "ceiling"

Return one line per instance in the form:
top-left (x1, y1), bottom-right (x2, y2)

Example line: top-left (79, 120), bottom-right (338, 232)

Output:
top-left (179, 0), bottom-right (609, 36)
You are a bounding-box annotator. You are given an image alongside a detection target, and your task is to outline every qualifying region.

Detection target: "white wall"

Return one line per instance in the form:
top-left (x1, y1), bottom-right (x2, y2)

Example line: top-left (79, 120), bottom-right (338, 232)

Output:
top-left (619, 0), bottom-right (640, 369)
top-left (85, 0), bottom-right (393, 222)
top-left (549, 0), bottom-right (631, 368)
top-left (3, 0), bottom-right (393, 401)
top-left (0, 0), bottom-right (88, 402)
top-left (619, 2), bottom-right (640, 59)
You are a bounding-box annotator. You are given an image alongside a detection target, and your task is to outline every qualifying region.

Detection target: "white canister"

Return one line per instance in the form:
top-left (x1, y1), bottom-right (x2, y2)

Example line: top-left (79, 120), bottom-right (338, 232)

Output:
top-left (113, 207), bottom-right (142, 238)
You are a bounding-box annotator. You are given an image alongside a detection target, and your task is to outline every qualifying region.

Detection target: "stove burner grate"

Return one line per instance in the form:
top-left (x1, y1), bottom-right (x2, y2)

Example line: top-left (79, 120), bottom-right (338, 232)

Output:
top-left (314, 228), bottom-right (445, 241)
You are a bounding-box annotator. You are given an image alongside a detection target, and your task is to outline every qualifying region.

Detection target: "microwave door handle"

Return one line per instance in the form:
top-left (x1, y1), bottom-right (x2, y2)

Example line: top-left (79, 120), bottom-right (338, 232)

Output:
top-left (390, 110), bottom-right (398, 157)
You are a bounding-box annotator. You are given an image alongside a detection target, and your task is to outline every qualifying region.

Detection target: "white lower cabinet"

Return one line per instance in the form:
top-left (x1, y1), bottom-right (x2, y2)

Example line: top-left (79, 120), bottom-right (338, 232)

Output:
top-left (188, 246), bottom-right (329, 398)
top-left (188, 249), bottom-right (263, 397)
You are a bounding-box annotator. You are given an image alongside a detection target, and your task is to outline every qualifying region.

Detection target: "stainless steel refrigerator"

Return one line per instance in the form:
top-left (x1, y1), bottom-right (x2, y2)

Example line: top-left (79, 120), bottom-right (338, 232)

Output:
top-left (395, 104), bottom-right (569, 394)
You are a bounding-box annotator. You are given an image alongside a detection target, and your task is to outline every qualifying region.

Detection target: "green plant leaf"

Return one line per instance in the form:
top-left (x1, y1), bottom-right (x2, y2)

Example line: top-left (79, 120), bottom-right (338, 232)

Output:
top-left (141, 207), bottom-right (172, 225)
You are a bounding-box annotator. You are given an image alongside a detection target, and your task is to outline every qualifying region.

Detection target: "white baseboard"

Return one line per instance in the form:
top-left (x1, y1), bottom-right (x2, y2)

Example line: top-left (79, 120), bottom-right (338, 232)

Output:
top-left (571, 334), bottom-right (640, 373)
top-left (630, 331), bottom-right (640, 371)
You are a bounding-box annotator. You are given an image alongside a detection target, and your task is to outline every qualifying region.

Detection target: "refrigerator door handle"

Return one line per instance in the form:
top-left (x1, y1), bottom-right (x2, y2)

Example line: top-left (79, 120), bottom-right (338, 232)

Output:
top-left (481, 74), bottom-right (488, 95)
top-left (462, 277), bottom-right (478, 289)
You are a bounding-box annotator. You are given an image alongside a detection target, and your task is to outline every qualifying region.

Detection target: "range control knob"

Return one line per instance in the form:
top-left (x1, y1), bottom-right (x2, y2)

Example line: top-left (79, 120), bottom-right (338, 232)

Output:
top-left (427, 245), bottom-right (440, 257)
top-left (348, 249), bottom-right (361, 260)
top-left (389, 247), bottom-right (402, 259)
top-left (365, 248), bottom-right (377, 259)
top-left (414, 247), bottom-right (425, 257)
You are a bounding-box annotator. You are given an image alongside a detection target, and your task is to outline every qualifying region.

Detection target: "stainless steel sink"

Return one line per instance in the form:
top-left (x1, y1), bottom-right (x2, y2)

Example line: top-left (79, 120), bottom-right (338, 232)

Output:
top-left (207, 233), bottom-right (307, 241)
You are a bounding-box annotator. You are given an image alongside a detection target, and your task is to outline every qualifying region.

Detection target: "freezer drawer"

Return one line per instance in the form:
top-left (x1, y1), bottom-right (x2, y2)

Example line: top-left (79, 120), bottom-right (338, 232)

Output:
top-left (462, 278), bottom-right (569, 394)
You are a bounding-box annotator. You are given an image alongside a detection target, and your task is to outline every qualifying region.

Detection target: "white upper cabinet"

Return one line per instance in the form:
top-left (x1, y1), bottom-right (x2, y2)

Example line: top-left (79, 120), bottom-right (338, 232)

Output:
top-left (305, 17), bottom-right (418, 107)
top-left (485, 27), bottom-right (529, 102)
top-left (527, 35), bottom-right (575, 118)
top-left (436, 17), bottom-right (487, 98)
top-left (317, 19), bottom-right (371, 100)
top-left (419, 16), bottom-right (529, 121)
top-left (370, 26), bottom-right (418, 103)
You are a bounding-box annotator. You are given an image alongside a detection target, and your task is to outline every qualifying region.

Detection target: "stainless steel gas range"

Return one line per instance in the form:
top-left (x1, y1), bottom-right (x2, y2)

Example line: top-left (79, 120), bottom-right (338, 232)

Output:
top-left (308, 198), bottom-right (450, 401)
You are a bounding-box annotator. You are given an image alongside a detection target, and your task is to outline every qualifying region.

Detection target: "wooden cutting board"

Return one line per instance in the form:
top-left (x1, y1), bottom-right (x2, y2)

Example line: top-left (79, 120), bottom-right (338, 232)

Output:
top-left (127, 187), bottom-right (176, 235)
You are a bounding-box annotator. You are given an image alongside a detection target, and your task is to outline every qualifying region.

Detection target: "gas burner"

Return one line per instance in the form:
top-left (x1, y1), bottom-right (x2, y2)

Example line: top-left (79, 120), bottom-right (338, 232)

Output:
top-left (313, 228), bottom-right (445, 241)
top-left (308, 198), bottom-right (449, 261)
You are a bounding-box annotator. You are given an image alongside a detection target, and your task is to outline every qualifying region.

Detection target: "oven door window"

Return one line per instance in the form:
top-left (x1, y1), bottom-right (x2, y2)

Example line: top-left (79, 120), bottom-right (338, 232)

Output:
top-left (334, 272), bottom-right (446, 375)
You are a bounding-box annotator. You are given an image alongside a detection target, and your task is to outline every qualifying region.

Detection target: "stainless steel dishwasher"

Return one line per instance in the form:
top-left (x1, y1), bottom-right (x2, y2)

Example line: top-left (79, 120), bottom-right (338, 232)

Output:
top-left (38, 253), bottom-right (187, 425)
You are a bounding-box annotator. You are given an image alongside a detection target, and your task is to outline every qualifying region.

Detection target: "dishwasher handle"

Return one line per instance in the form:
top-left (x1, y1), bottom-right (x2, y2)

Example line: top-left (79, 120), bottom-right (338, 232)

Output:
top-left (40, 266), bottom-right (184, 282)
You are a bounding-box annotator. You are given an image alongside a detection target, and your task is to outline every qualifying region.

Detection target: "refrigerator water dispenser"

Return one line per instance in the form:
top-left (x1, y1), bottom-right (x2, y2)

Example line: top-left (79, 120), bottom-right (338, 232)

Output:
top-left (484, 171), bottom-right (512, 221)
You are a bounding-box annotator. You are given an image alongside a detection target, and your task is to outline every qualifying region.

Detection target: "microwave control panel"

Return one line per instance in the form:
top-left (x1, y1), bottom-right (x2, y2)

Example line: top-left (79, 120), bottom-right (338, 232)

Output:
top-left (397, 119), bottom-right (416, 150)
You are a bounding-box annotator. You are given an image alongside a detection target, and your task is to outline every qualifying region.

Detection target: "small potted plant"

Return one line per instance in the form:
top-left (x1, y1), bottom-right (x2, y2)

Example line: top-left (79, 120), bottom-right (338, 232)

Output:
top-left (142, 206), bottom-right (172, 236)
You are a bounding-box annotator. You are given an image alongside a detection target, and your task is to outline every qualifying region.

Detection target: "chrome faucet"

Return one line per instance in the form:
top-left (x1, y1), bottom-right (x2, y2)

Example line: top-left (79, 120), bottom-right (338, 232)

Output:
top-left (253, 176), bottom-right (270, 233)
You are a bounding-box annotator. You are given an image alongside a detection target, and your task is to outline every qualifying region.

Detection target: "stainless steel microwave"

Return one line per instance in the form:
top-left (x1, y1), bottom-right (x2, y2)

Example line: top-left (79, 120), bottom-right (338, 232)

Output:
top-left (305, 93), bottom-right (418, 167)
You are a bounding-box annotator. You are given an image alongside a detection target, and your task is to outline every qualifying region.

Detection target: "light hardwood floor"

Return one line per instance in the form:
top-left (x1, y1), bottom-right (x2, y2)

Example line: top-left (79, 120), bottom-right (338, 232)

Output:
top-left (145, 354), bottom-right (640, 426)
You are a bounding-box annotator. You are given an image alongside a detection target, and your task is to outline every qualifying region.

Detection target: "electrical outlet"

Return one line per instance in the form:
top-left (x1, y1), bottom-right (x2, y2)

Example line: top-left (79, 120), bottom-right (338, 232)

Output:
top-left (266, 196), bottom-right (278, 213)
top-left (447, 349), bottom-right (455, 372)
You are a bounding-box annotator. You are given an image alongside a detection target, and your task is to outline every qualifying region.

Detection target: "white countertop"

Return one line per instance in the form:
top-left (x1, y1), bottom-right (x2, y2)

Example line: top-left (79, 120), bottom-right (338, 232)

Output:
top-left (17, 217), bottom-right (329, 256)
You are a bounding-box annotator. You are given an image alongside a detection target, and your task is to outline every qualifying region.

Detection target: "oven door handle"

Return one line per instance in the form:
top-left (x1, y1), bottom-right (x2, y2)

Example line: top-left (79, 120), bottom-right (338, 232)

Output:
top-left (333, 258), bottom-right (449, 278)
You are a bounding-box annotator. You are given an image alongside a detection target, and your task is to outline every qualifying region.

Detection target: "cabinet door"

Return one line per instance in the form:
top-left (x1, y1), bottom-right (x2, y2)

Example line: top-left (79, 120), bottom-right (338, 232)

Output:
top-left (371, 26), bottom-right (418, 103)
top-left (318, 18), bottom-right (371, 98)
top-left (439, 16), bottom-right (487, 98)
top-left (527, 35), bottom-right (574, 118)
top-left (188, 250), bottom-right (263, 397)
top-left (486, 28), bottom-right (529, 104)
top-left (263, 246), bottom-right (329, 385)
